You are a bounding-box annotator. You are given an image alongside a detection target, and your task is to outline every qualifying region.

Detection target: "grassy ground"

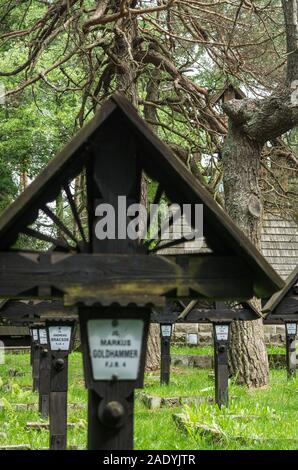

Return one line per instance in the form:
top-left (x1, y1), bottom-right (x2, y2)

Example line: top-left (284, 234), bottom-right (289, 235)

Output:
top-left (170, 344), bottom-right (291, 356)
top-left (171, 345), bottom-right (213, 355)
top-left (0, 352), bottom-right (87, 450)
top-left (1, 351), bottom-right (298, 450)
top-left (178, 372), bottom-right (298, 450)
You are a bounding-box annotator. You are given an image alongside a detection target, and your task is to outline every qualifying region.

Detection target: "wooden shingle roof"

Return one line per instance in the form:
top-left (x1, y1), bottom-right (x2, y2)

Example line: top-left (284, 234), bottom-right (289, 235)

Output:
top-left (261, 212), bottom-right (298, 280)
top-left (159, 211), bottom-right (298, 281)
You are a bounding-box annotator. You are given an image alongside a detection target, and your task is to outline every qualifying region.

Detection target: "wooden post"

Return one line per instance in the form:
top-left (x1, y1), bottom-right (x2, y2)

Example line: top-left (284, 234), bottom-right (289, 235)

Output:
top-left (29, 329), bottom-right (34, 387)
top-left (87, 387), bottom-right (134, 450)
top-left (46, 320), bottom-right (75, 450)
top-left (49, 353), bottom-right (69, 449)
top-left (79, 308), bottom-right (149, 451)
top-left (38, 328), bottom-right (50, 418)
top-left (32, 342), bottom-right (40, 393)
top-left (285, 322), bottom-right (297, 379)
top-left (78, 116), bottom-right (149, 450)
top-left (213, 323), bottom-right (230, 408)
top-left (30, 327), bottom-right (40, 392)
top-left (39, 347), bottom-right (50, 418)
top-left (30, 329), bottom-right (33, 366)
top-left (160, 324), bottom-right (172, 385)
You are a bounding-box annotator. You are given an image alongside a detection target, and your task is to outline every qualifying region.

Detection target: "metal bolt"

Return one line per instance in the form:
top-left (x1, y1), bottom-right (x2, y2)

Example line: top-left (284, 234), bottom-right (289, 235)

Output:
top-left (54, 358), bottom-right (65, 371)
top-left (100, 401), bottom-right (125, 427)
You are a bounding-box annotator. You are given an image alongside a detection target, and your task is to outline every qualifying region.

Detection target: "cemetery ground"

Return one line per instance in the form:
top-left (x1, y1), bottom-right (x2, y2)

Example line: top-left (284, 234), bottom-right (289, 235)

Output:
top-left (1, 348), bottom-right (298, 451)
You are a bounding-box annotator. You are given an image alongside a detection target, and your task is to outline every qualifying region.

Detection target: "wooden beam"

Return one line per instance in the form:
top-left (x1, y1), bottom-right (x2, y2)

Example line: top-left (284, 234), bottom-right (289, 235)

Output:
top-left (151, 308), bottom-right (258, 323)
top-left (0, 300), bottom-right (76, 323)
top-left (0, 252), bottom-right (255, 304)
top-left (184, 308), bottom-right (258, 322)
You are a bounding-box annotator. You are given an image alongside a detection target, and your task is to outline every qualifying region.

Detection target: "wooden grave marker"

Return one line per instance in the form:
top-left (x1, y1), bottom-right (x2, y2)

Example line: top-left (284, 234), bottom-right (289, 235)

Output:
top-left (152, 299), bottom-right (261, 407)
top-left (263, 266), bottom-right (298, 378)
top-left (0, 93), bottom-right (283, 449)
top-left (46, 318), bottom-right (76, 450)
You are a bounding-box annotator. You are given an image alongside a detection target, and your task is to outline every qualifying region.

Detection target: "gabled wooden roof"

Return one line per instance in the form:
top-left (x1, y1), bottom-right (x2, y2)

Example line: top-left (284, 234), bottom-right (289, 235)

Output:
top-left (0, 93), bottom-right (283, 298)
top-left (210, 83), bottom-right (246, 105)
top-left (263, 265), bottom-right (298, 313)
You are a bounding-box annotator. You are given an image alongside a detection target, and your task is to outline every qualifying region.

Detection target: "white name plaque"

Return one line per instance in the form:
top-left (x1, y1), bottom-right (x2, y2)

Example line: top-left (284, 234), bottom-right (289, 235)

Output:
top-left (49, 326), bottom-right (72, 351)
top-left (215, 325), bottom-right (229, 341)
top-left (32, 329), bottom-right (38, 342)
top-left (87, 319), bottom-right (144, 380)
top-left (187, 333), bottom-right (198, 345)
top-left (39, 329), bottom-right (48, 345)
top-left (286, 323), bottom-right (297, 336)
top-left (161, 325), bottom-right (172, 337)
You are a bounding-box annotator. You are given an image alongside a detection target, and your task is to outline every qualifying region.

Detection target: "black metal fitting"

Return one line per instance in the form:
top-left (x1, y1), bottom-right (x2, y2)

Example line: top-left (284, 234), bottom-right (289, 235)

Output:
top-left (54, 358), bottom-right (65, 371)
top-left (98, 400), bottom-right (126, 428)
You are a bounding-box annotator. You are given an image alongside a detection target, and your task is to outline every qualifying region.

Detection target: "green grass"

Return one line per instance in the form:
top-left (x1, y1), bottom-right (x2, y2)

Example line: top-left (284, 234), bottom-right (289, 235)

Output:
top-left (171, 346), bottom-right (213, 355)
top-left (0, 352), bottom-right (87, 449)
top-left (179, 372), bottom-right (298, 450)
top-left (267, 344), bottom-right (298, 355)
top-left (141, 368), bottom-right (212, 398)
top-left (171, 344), bottom-right (294, 356)
top-left (267, 345), bottom-right (285, 354)
top-left (1, 352), bottom-right (298, 450)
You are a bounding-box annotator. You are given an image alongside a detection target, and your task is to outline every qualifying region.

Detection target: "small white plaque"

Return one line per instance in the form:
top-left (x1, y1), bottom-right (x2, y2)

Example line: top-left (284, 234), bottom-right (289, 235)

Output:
top-left (187, 333), bottom-right (198, 345)
top-left (161, 325), bottom-right (172, 337)
top-left (286, 323), bottom-right (297, 336)
top-left (32, 329), bottom-right (38, 342)
top-left (87, 319), bottom-right (144, 380)
top-left (39, 329), bottom-right (48, 345)
top-left (49, 326), bottom-right (72, 351)
top-left (0, 340), bottom-right (4, 364)
top-left (215, 325), bottom-right (229, 341)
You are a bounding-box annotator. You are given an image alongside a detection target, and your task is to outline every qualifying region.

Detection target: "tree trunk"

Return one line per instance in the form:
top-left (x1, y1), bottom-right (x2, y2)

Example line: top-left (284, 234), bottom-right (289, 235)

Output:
top-left (113, 1), bottom-right (161, 371)
top-left (223, 123), bottom-right (269, 387)
top-left (145, 324), bottom-right (161, 371)
top-left (20, 163), bottom-right (28, 192)
top-left (282, 0), bottom-right (298, 85)
top-left (113, 3), bottom-right (138, 107)
top-left (143, 71), bottom-right (161, 371)
top-left (222, 0), bottom-right (298, 388)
